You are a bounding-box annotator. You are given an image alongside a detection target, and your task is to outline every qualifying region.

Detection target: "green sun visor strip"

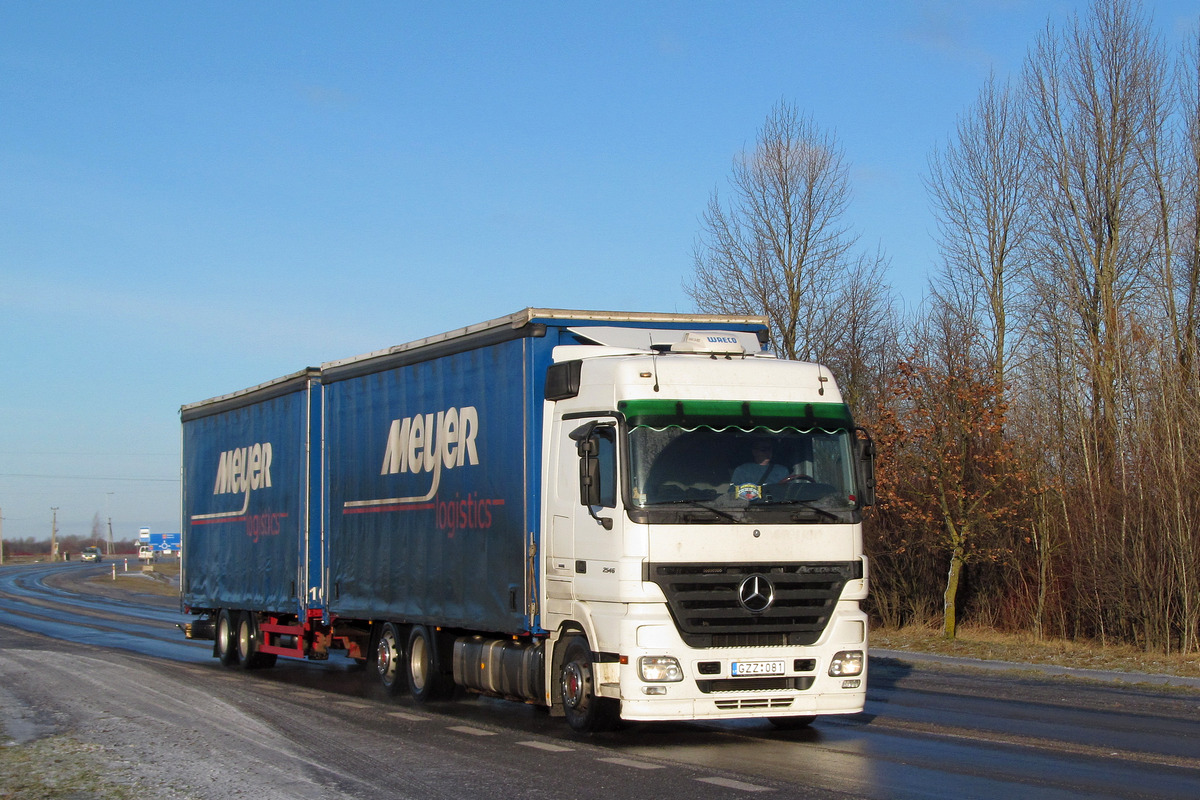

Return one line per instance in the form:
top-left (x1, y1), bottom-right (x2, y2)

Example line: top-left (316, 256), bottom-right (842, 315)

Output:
top-left (619, 399), bottom-right (854, 430)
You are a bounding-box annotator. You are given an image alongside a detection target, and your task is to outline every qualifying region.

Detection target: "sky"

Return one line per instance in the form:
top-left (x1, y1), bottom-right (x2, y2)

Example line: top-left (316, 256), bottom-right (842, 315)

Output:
top-left (2, 1), bottom-right (1198, 545)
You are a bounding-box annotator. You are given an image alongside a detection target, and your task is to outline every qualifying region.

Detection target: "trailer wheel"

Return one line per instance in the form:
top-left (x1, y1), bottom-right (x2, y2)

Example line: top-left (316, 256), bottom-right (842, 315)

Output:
top-left (406, 625), bottom-right (452, 702)
top-left (558, 636), bottom-right (620, 733)
top-left (374, 622), bottom-right (407, 696)
top-left (215, 610), bottom-right (239, 667)
top-left (236, 612), bottom-right (276, 670)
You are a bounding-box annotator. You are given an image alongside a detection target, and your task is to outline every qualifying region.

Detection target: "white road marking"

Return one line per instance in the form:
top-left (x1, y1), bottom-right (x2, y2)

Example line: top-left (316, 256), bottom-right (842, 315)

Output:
top-left (697, 776), bottom-right (772, 792)
top-left (518, 740), bottom-right (573, 752)
top-left (448, 725), bottom-right (496, 736)
top-left (386, 711), bottom-right (428, 722)
top-left (598, 757), bottom-right (665, 770)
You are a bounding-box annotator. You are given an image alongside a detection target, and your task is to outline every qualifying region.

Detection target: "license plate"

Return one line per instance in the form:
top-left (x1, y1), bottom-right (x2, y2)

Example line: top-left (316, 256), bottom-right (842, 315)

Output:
top-left (731, 660), bottom-right (785, 677)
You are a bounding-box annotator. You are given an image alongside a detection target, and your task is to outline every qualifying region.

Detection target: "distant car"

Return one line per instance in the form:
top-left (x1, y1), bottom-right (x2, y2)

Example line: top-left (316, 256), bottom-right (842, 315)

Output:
top-left (80, 546), bottom-right (102, 563)
top-left (138, 545), bottom-right (155, 562)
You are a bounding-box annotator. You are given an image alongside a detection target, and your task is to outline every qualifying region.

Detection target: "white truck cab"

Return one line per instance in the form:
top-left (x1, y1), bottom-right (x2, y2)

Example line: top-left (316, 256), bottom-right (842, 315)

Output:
top-left (539, 324), bottom-right (872, 730)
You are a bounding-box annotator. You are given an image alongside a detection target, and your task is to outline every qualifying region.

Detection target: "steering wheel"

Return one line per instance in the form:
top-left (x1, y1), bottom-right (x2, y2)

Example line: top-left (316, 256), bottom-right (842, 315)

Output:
top-left (779, 474), bottom-right (815, 484)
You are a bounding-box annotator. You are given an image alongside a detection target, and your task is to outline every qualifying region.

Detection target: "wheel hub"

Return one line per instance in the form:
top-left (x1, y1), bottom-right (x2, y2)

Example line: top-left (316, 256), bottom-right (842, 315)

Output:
top-left (377, 638), bottom-right (393, 677)
top-left (562, 663), bottom-right (586, 708)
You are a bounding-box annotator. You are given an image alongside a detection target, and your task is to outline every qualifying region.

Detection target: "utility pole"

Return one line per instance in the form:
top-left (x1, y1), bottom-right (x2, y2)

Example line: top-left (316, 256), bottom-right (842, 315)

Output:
top-left (106, 492), bottom-right (115, 555)
top-left (1, 506), bottom-right (5, 566)
top-left (50, 507), bottom-right (59, 562)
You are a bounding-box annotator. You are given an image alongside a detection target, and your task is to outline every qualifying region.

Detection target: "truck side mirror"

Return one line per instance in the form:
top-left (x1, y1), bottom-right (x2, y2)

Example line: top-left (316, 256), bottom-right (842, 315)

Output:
top-left (855, 428), bottom-right (877, 507)
top-left (577, 436), bottom-right (601, 507)
top-left (570, 422), bottom-right (614, 530)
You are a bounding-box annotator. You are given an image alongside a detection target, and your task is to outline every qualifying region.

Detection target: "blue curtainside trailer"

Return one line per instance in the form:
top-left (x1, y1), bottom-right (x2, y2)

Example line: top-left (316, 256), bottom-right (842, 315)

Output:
top-left (323, 331), bottom-right (535, 635)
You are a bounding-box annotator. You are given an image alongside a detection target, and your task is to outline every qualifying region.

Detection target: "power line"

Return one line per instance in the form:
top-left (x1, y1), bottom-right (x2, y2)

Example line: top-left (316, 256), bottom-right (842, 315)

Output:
top-left (0, 474), bottom-right (180, 482)
top-left (1, 452), bottom-right (177, 457)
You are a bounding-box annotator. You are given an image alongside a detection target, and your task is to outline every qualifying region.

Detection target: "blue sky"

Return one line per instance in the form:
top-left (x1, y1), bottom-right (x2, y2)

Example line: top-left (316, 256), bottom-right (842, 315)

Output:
top-left (2, 1), bottom-right (1197, 544)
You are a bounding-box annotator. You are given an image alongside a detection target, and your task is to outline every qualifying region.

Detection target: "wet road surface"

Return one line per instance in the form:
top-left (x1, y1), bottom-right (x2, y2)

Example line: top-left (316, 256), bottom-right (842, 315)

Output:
top-left (2, 561), bottom-right (1199, 799)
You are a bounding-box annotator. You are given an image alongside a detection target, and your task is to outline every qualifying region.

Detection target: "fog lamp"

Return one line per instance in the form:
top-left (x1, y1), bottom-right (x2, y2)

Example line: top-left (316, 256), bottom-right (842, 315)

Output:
top-left (639, 655), bottom-right (684, 682)
top-left (828, 650), bottom-right (864, 677)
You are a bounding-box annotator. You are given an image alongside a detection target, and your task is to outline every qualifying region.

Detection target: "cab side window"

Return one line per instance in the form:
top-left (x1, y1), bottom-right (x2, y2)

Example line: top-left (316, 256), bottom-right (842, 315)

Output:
top-left (595, 427), bottom-right (616, 508)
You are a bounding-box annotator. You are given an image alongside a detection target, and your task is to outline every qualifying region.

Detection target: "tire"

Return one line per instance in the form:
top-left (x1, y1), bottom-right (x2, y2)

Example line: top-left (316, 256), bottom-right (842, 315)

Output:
top-left (373, 622), bottom-right (407, 696)
top-left (236, 612), bottom-right (276, 670)
top-left (406, 625), bottom-right (452, 702)
top-left (558, 636), bottom-right (620, 733)
top-left (215, 609), bottom-right (239, 667)
top-left (768, 715), bottom-right (816, 730)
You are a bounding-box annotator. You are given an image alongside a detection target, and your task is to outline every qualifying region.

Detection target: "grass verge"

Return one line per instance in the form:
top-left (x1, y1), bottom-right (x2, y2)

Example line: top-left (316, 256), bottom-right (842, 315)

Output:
top-left (0, 736), bottom-right (135, 800)
top-left (87, 561), bottom-right (180, 598)
top-left (873, 623), bottom-right (1200, 679)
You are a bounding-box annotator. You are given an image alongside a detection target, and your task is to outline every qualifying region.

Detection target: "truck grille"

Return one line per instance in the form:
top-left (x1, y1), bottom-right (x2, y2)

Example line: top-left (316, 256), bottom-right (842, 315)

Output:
top-left (715, 698), bottom-right (794, 710)
top-left (645, 562), bottom-right (860, 648)
top-left (697, 676), bottom-right (815, 693)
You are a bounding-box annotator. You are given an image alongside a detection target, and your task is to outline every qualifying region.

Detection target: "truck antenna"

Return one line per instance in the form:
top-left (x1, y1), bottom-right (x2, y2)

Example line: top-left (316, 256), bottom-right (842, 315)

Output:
top-left (649, 334), bottom-right (660, 392)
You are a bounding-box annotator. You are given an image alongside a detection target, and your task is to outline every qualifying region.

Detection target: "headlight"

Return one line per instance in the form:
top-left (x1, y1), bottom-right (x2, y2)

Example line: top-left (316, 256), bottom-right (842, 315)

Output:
top-left (828, 650), bottom-right (864, 677)
top-left (638, 655), bottom-right (684, 682)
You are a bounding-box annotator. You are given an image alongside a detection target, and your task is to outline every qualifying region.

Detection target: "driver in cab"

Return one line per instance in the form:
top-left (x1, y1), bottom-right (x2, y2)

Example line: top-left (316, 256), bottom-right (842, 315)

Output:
top-left (731, 439), bottom-right (789, 500)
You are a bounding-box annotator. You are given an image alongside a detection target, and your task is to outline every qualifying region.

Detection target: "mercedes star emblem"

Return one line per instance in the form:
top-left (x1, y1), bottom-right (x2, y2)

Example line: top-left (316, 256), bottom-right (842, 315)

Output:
top-left (737, 574), bottom-right (775, 613)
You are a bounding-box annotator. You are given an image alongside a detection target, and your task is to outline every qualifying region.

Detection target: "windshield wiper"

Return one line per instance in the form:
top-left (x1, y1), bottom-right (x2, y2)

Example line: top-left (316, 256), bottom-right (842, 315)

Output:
top-left (753, 499), bottom-right (842, 521)
top-left (641, 499), bottom-right (741, 523)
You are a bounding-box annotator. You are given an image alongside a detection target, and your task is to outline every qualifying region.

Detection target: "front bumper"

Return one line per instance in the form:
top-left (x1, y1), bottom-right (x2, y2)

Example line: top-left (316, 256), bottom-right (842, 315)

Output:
top-left (593, 602), bottom-right (868, 722)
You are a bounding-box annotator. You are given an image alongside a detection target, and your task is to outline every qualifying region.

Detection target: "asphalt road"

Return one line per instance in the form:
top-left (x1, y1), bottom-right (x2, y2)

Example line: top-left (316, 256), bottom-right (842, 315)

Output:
top-left (2, 561), bottom-right (1199, 799)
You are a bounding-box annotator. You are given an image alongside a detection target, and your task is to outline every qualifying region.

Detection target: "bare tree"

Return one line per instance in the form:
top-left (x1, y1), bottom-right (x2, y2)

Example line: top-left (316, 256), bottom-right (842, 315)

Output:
top-left (883, 0), bottom-right (1200, 651)
top-left (1173, 31), bottom-right (1200, 377)
top-left (1168, 29), bottom-right (1200, 654)
top-left (1013, 0), bottom-right (1200, 652)
top-left (922, 71), bottom-right (1041, 638)
top-left (823, 250), bottom-right (899, 411)
top-left (1131, 29), bottom-right (1200, 653)
top-left (1023, 0), bottom-right (1165, 475)
top-left (687, 101), bottom-right (889, 376)
top-left (926, 72), bottom-right (1033, 391)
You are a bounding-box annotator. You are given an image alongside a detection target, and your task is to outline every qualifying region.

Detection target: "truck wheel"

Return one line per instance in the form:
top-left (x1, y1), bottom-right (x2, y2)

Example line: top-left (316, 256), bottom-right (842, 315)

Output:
top-left (215, 610), bottom-right (239, 667)
top-left (236, 612), bottom-right (276, 670)
top-left (558, 636), bottom-right (620, 733)
top-left (374, 622), bottom-right (407, 696)
top-left (406, 625), bottom-right (452, 702)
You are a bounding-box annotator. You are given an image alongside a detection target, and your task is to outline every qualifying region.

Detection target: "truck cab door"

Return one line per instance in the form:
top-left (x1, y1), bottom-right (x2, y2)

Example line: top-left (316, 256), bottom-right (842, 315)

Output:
top-left (546, 417), bottom-right (618, 607)
top-left (546, 419), bottom-right (582, 605)
top-left (565, 420), bottom-right (621, 602)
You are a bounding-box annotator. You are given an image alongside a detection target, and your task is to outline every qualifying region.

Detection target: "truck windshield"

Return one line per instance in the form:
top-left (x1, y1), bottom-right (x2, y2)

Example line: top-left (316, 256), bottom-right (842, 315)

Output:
top-left (622, 399), bottom-right (862, 524)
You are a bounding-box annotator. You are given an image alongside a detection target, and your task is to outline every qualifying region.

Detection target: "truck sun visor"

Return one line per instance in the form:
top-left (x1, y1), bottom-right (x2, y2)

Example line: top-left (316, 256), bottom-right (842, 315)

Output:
top-left (566, 326), bottom-right (763, 354)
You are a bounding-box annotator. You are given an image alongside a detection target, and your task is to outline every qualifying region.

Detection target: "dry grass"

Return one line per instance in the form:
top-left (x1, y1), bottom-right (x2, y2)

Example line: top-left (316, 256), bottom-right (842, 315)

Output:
top-left (873, 622), bottom-right (1200, 679)
top-left (86, 560), bottom-right (180, 598)
top-left (0, 736), bottom-right (137, 800)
